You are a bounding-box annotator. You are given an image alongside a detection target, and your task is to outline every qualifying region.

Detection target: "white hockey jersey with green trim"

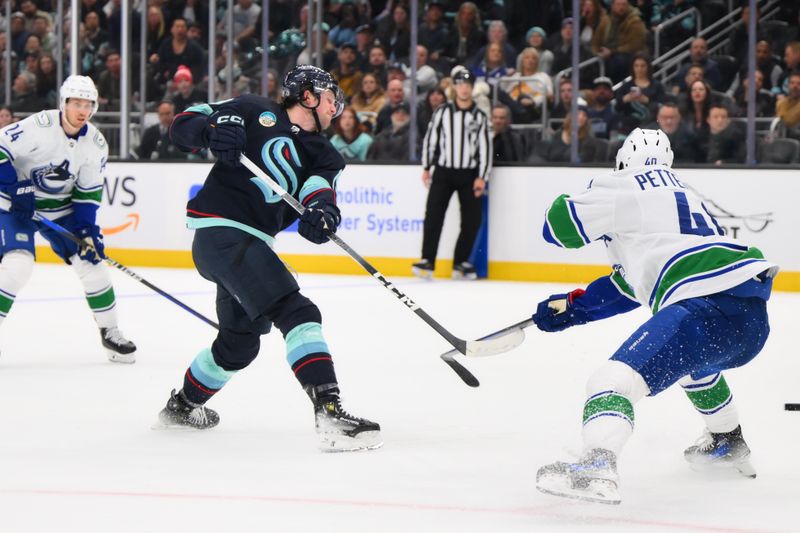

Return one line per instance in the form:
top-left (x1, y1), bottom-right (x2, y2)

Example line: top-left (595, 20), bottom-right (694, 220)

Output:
top-left (0, 109), bottom-right (107, 220)
top-left (543, 165), bottom-right (777, 313)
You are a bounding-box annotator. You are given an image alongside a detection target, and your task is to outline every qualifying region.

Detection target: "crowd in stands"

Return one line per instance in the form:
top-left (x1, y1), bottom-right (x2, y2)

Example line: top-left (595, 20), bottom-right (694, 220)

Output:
top-left (0, 0), bottom-right (799, 164)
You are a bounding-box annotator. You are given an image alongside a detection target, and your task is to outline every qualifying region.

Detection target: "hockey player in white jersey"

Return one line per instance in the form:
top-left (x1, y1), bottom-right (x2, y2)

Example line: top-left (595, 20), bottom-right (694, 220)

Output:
top-left (532, 129), bottom-right (776, 504)
top-left (0, 75), bottom-right (136, 363)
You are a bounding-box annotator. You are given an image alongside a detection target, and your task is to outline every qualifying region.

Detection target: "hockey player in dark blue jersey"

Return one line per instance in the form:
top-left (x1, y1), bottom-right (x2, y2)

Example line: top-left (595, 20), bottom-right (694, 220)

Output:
top-left (155, 65), bottom-right (381, 452)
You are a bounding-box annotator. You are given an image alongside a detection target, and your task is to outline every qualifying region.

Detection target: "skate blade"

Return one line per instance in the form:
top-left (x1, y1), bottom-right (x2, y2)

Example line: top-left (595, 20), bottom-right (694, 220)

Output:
top-left (411, 267), bottom-right (434, 280)
top-left (451, 272), bottom-right (477, 280)
top-left (106, 349), bottom-right (136, 364)
top-left (319, 430), bottom-right (383, 453)
top-left (687, 459), bottom-right (757, 479)
top-left (536, 476), bottom-right (621, 505)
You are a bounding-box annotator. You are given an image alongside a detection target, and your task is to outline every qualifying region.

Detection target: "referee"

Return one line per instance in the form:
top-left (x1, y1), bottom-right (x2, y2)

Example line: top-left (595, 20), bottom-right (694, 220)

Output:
top-left (413, 66), bottom-right (492, 280)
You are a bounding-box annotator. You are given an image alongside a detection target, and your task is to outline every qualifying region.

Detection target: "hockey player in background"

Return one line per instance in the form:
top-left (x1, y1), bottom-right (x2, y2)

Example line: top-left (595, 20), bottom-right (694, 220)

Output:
top-left (532, 129), bottom-right (776, 504)
top-left (158, 65), bottom-right (382, 452)
top-left (0, 75), bottom-right (137, 363)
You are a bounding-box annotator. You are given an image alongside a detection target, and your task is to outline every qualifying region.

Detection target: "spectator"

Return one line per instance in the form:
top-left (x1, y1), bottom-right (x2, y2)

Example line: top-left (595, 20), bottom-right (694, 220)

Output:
top-left (582, 0), bottom-right (610, 54)
top-left (19, 0), bottom-right (51, 33)
top-left (151, 18), bottom-right (206, 95)
top-left (331, 106), bottom-right (374, 162)
top-left (507, 0), bottom-right (564, 52)
top-left (145, 6), bottom-right (168, 58)
top-left (674, 38), bottom-right (722, 92)
top-left (524, 27), bottom-right (554, 75)
top-left (365, 44), bottom-right (389, 87)
top-left (417, 87), bottom-right (447, 148)
top-left (586, 76), bottom-right (621, 139)
top-left (0, 106), bottom-right (15, 128)
top-left (10, 12), bottom-right (31, 58)
top-left (773, 42), bottom-right (800, 100)
top-left (329, 2), bottom-right (359, 48)
top-left (647, 102), bottom-right (701, 163)
top-left (551, 17), bottom-right (596, 83)
top-left (471, 20), bottom-right (518, 69)
top-left (595, 0), bottom-right (648, 83)
top-left (442, 2), bottom-right (487, 68)
top-left (217, 0), bottom-right (261, 52)
top-left (776, 71), bottom-right (800, 141)
top-left (332, 44), bottom-right (364, 101)
top-left (706, 103), bottom-right (745, 165)
top-left (11, 71), bottom-right (42, 112)
top-left (680, 79), bottom-right (713, 150)
top-left (265, 68), bottom-right (281, 102)
top-left (354, 24), bottom-right (375, 69)
top-left (350, 72), bottom-right (386, 129)
top-left (296, 23), bottom-right (337, 72)
top-left (551, 78), bottom-right (575, 119)
top-left (501, 47), bottom-right (553, 122)
top-left (650, 0), bottom-right (697, 51)
top-left (471, 42), bottom-right (514, 87)
top-left (374, 79), bottom-right (405, 135)
top-left (673, 62), bottom-right (705, 96)
top-left (375, 4), bottom-right (411, 63)
top-left (414, 67), bottom-right (491, 281)
top-left (415, 45), bottom-right (441, 98)
top-left (368, 102), bottom-right (412, 160)
top-left (730, 5), bottom-right (765, 66)
top-left (732, 69), bottom-right (775, 118)
top-left (96, 49), bottom-right (122, 111)
top-left (491, 103), bottom-right (528, 162)
top-left (31, 14), bottom-right (55, 55)
top-left (418, 1), bottom-right (450, 68)
top-left (137, 100), bottom-right (185, 160)
top-left (615, 55), bottom-right (666, 130)
top-left (531, 103), bottom-right (605, 162)
top-left (171, 65), bottom-right (208, 113)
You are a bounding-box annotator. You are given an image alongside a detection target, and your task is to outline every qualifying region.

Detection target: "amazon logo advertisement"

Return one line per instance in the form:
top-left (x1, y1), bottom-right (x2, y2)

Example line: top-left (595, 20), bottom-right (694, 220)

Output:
top-left (102, 175), bottom-right (140, 236)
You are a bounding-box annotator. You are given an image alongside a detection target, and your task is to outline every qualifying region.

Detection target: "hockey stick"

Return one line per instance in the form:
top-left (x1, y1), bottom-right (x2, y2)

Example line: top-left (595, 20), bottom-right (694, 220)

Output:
top-left (440, 318), bottom-right (533, 364)
top-left (32, 215), bottom-right (220, 330)
top-left (241, 155), bottom-right (524, 378)
top-left (786, 404), bottom-right (800, 411)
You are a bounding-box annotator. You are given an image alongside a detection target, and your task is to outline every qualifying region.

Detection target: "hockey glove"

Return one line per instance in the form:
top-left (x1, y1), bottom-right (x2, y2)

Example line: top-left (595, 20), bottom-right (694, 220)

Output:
top-left (75, 225), bottom-right (106, 265)
top-left (6, 179), bottom-right (36, 223)
top-left (207, 112), bottom-right (246, 166)
top-left (298, 203), bottom-right (341, 244)
top-left (532, 289), bottom-right (590, 332)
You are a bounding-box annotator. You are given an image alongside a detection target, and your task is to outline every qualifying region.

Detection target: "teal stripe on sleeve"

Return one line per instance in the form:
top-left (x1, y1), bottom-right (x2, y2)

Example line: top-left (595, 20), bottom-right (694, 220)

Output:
top-left (299, 176), bottom-right (332, 204)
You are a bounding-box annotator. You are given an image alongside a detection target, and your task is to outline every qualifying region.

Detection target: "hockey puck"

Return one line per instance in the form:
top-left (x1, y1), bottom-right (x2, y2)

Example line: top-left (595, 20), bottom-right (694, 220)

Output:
top-left (785, 403), bottom-right (800, 411)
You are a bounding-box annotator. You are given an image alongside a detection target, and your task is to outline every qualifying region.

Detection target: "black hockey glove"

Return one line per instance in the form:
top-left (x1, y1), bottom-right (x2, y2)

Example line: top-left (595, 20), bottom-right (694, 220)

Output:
top-left (207, 112), bottom-right (246, 166)
top-left (298, 203), bottom-right (341, 244)
top-left (6, 179), bottom-right (35, 223)
top-left (75, 225), bottom-right (106, 265)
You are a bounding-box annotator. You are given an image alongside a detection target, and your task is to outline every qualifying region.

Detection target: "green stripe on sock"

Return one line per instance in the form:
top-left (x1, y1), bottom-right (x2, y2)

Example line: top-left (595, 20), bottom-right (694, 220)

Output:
top-left (685, 375), bottom-right (732, 411)
top-left (0, 292), bottom-right (14, 315)
top-left (86, 286), bottom-right (115, 311)
top-left (583, 393), bottom-right (634, 424)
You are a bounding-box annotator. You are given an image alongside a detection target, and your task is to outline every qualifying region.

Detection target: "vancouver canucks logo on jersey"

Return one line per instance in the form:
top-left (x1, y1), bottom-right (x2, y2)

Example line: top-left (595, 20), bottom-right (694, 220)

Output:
top-left (258, 111), bottom-right (277, 127)
top-left (30, 160), bottom-right (75, 193)
top-left (251, 137), bottom-right (301, 203)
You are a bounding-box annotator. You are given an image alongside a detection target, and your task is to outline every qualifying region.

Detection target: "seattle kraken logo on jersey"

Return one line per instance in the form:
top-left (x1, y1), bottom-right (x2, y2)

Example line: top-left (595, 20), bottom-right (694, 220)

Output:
top-left (30, 160), bottom-right (75, 193)
top-left (251, 137), bottom-right (301, 203)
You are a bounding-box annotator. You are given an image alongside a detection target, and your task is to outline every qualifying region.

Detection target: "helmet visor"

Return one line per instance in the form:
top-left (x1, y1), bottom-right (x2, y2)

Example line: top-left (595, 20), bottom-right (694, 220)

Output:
top-left (331, 85), bottom-right (345, 118)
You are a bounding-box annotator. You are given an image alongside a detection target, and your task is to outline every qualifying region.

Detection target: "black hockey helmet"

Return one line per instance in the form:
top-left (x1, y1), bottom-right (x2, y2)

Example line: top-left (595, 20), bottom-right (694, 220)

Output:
top-left (281, 64), bottom-right (344, 118)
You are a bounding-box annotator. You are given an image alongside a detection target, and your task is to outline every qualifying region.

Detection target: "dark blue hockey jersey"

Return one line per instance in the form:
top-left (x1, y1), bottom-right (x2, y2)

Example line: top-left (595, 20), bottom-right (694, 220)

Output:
top-left (170, 94), bottom-right (345, 241)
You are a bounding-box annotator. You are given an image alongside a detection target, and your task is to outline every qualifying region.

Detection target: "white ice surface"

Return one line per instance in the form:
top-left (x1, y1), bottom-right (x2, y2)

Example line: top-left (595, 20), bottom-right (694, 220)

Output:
top-left (0, 265), bottom-right (798, 532)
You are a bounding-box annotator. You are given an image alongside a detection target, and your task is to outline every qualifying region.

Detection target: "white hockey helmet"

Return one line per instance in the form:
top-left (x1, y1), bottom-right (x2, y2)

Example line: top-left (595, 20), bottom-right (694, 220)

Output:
top-left (615, 128), bottom-right (673, 171)
top-left (59, 75), bottom-right (99, 118)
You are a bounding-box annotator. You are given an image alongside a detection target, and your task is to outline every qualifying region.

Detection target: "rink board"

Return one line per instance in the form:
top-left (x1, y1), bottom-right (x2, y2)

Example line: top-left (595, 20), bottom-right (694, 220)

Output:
top-left (34, 162), bottom-right (800, 290)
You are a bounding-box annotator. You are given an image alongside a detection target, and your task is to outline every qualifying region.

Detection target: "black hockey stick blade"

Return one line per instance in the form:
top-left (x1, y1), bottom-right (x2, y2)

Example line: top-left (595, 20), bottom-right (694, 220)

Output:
top-left (786, 403), bottom-right (800, 411)
top-left (441, 318), bottom-right (534, 359)
top-left (440, 353), bottom-right (480, 387)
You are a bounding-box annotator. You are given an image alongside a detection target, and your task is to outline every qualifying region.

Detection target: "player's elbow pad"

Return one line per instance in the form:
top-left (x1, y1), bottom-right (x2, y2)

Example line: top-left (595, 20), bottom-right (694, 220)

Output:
top-left (169, 113), bottom-right (210, 152)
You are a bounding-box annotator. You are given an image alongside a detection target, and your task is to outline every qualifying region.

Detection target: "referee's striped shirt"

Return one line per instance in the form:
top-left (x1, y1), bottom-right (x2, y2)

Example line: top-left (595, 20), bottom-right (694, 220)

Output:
top-left (421, 102), bottom-right (492, 180)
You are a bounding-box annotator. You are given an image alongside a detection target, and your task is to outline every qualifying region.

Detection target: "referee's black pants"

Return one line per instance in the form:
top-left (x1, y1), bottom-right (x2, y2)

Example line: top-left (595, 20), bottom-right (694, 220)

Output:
top-left (421, 167), bottom-right (483, 265)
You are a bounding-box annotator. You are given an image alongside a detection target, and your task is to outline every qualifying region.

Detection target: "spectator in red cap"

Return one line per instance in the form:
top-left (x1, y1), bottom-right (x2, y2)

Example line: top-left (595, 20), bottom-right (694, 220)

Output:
top-left (171, 65), bottom-right (207, 113)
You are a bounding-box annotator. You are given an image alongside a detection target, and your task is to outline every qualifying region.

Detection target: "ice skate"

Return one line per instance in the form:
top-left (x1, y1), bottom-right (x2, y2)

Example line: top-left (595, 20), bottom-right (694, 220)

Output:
top-left (536, 448), bottom-right (621, 504)
top-left (306, 384), bottom-right (382, 452)
top-left (451, 261), bottom-right (478, 280)
top-left (411, 259), bottom-right (434, 280)
top-left (154, 389), bottom-right (220, 430)
top-left (684, 426), bottom-right (756, 478)
top-left (100, 327), bottom-right (136, 364)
